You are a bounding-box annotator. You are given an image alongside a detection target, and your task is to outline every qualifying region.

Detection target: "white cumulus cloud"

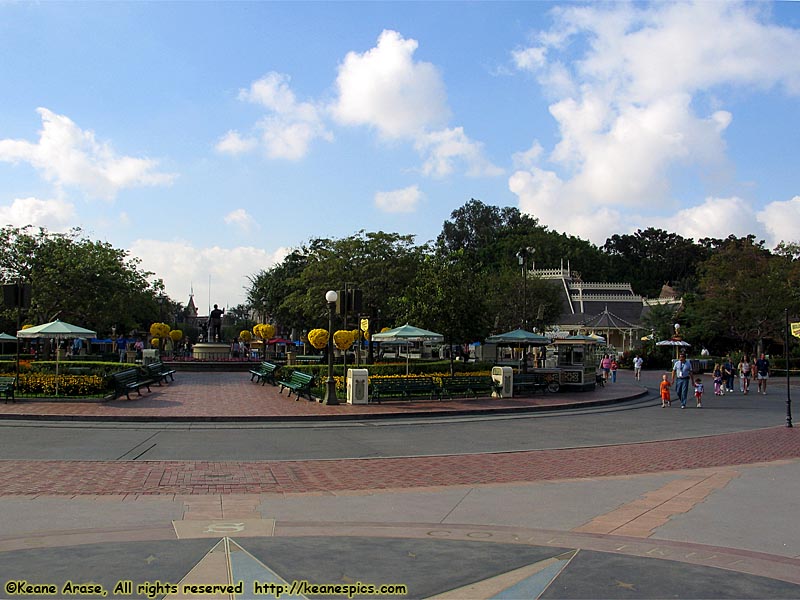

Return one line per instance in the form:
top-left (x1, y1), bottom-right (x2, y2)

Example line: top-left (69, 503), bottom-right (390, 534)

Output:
top-left (0, 108), bottom-right (176, 200)
top-left (224, 208), bottom-right (258, 234)
top-left (332, 29), bottom-right (450, 138)
top-left (508, 2), bottom-right (800, 245)
top-left (758, 195), bottom-right (800, 247)
top-left (217, 72), bottom-right (332, 160)
top-left (374, 185), bottom-right (423, 213)
top-left (0, 197), bottom-right (76, 231)
top-left (129, 239), bottom-right (290, 308)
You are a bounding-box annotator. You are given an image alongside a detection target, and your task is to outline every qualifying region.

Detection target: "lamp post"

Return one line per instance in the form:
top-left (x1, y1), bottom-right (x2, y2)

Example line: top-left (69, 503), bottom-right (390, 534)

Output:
top-left (516, 248), bottom-right (534, 373)
top-left (786, 308), bottom-right (793, 428)
top-left (323, 290), bottom-right (339, 405)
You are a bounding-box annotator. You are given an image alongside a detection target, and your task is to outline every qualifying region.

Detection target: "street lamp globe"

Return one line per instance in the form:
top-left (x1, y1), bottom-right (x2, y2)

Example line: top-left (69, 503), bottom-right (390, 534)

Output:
top-left (323, 289), bottom-right (339, 405)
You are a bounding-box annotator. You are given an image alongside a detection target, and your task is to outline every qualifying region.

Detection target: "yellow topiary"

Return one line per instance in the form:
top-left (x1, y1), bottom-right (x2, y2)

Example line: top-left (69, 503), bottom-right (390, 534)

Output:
top-left (333, 330), bottom-right (355, 351)
top-left (308, 328), bottom-right (329, 350)
top-left (169, 329), bottom-right (183, 342)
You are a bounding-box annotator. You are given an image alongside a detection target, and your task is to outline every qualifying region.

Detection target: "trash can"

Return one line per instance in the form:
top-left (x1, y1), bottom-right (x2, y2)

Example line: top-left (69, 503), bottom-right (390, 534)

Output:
top-left (142, 349), bottom-right (158, 365)
top-left (492, 366), bottom-right (513, 398)
top-left (346, 368), bottom-right (369, 404)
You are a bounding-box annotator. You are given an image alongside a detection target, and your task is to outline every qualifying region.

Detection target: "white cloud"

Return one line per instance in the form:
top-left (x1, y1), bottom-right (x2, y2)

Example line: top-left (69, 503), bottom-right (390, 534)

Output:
top-left (674, 196), bottom-right (766, 242)
top-left (332, 30), bottom-right (450, 138)
top-left (0, 108), bottom-right (176, 200)
top-left (374, 185), bottom-right (423, 213)
top-left (129, 239), bottom-right (289, 308)
top-left (215, 130), bottom-right (258, 155)
top-left (224, 208), bottom-right (258, 234)
top-left (509, 2), bottom-right (800, 242)
top-left (415, 127), bottom-right (504, 178)
top-left (0, 196), bottom-right (76, 230)
top-left (218, 72), bottom-right (332, 160)
top-left (758, 195), bottom-right (800, 247)
top-left (512, 141), bottom-right (544, 170)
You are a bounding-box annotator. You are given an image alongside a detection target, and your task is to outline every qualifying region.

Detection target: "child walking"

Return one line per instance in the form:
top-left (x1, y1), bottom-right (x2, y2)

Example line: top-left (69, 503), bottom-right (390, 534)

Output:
top-left (713, 363), bottom-right (724, 396)
top-left (660, 374), bottom-right (671, 407)
top-left (694, 377), bottom-right (704, 408)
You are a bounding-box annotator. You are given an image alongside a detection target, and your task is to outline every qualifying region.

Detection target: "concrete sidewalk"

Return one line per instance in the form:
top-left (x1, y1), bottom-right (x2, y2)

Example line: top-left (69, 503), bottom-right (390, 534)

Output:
top-left (0, 369), bottom-right (798, 599)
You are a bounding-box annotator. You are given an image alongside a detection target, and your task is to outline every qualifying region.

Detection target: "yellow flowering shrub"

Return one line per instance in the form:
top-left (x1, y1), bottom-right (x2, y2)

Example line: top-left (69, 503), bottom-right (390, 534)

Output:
top-left (333, 330), bottom-right (355, 350)
top-left (149, 322), bottom-right (170, 338)
top-left (239, 330), bottom-right (252, 342)
top-left (169, 329), bottom-right (183, 342)
top-left (18, 374), bottom-right (106, 396)
top-left (252, 323), bottom-right (276, 340)
top-left (308, 328), bottom-right (329, 350)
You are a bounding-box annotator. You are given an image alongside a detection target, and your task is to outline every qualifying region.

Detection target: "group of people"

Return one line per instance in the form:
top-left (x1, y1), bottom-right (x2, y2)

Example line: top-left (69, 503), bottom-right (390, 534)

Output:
top-left (599, 354), bottom-right (620, 382)
top-left (661, 352), bottom-right (771, 409)
top-left (711, 354), bottom-right (770, 396)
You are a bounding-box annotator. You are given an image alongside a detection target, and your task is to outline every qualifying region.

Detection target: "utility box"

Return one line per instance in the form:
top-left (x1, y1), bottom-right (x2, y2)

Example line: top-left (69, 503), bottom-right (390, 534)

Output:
top-left (142, 349), bottom-right (158, 365)
top-left (492, 366), bottom-right (513, 398)
top-left (346, 368), bottom-right (369, 404)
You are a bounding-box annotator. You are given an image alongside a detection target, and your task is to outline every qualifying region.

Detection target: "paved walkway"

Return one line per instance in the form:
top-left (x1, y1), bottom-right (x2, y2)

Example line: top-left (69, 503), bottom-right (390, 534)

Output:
top-left (0, 368), bottom-right (798, 599)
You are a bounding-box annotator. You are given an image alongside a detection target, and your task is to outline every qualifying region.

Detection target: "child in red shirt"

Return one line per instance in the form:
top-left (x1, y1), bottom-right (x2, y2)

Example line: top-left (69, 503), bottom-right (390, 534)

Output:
top-left (660, 374), bottom-right (671, 407)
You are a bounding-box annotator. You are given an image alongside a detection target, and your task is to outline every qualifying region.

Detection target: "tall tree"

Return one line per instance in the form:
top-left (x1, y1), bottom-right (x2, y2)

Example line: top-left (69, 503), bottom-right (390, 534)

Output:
top-left (603, 228), bottom-right (707, 297)
top-left (684, 236), bottom-right (799, 353)
top-left (0, 226), bottom-right (165, 335)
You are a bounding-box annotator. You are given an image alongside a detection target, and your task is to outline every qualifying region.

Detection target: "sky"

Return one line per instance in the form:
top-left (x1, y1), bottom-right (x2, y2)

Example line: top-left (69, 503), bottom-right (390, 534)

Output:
top-left (1, 1), bottom-right (799, 311)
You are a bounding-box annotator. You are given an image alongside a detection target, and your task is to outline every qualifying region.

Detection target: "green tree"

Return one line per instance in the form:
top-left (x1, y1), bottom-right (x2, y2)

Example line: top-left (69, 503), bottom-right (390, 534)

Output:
top-left (400, 251), bottom-right (492, 373)
top-left (684, 236), bottom-right (799, 354)
top-left (0, 226), bottom-right (165, 336)
top-left (603, 228), bottom-right (708, 297)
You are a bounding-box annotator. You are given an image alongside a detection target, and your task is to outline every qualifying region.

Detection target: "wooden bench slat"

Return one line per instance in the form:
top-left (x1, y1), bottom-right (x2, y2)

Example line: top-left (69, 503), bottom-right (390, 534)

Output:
top-left (513, 373), bottom-right (560, 395)
top-left (440, 376), bottom-right (499, 399)
top-left (111, 368), bottom-right (155, 400)
top-left (370, 377), bottom-right (438, 403)
top-left (277, 371), bottom-right (315, 401)
top-left (0, 376), bottom-right (16, 403)
top-left (249, 362), bottom-right (279, 386)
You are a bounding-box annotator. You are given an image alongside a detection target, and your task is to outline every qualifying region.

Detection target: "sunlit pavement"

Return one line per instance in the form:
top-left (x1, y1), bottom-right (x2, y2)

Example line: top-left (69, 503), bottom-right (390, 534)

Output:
top-left (0, 368), bottom-right (798, 599)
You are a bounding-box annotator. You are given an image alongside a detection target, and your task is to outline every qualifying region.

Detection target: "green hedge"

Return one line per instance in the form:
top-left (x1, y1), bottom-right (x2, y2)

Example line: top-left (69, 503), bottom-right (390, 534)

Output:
top-left (285, 360), bottom-right (494, 379)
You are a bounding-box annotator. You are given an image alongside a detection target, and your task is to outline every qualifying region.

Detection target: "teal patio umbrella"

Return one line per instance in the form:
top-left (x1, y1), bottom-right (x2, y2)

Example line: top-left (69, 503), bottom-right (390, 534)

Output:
top-left (17, 319), bottom-right (97, 395)
top-left (485, 328), bottom-right (551, 370)
top-left (372, 324), bottom-right (444, 375)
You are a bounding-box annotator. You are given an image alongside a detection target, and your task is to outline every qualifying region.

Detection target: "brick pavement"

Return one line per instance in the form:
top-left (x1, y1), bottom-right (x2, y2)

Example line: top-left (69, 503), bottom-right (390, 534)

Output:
top-left (0, 426), bottom-right (796, 496)
top-left (0, 371), bottom-right (639, 419)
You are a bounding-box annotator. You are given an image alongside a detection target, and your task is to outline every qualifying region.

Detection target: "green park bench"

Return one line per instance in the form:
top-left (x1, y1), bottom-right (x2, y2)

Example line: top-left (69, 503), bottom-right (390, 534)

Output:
top-left (369, 377), bottom-right (439, 403)
top-left (0, 376), bottom-right (16, 403)
top-left (513, 373), bottom-right (560, 395)
top-left (145, 361), bottom-right (176, 384)
top-left (111, 368), bottom-right (155, 400)
top-left (439, 375), bottom-right (499, 399)
top-left (277, 371), bottom-right (315, 401)
top-left (249, 361), bottom-right (280, 386)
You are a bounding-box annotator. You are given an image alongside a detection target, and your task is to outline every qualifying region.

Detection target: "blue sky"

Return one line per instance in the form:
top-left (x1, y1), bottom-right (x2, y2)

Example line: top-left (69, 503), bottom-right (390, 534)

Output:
top-left (1, 1), bottom-right (799, 310)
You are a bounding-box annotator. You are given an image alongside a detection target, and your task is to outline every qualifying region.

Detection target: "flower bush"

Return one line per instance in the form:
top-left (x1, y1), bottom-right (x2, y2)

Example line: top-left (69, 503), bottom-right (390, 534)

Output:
top-left (239, 330), bottom-right (253, 342)
top-left (150, 322), bottom-right (170, 339)
top-left (17, 373), bottom-right (106, 396)
top-left (169, 329), bottom-right (183, 342)
top-left (151, 337), bottom-right (160, 347)
top-left (252, 323), bottom-right (275, 341)
top-left (308, 328), bottom-right (329, 350)
top-left (333, 330), bottom-right (355, 351)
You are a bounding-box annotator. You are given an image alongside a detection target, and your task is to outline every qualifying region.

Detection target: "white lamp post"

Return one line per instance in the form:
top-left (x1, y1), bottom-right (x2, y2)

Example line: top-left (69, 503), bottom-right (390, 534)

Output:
top-left (323, 290), bottom-right (339, 405)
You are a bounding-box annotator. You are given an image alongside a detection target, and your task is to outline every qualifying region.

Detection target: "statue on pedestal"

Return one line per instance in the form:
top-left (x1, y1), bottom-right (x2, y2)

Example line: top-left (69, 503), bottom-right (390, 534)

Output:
top-left (208, 304), bottom-right (224, 342)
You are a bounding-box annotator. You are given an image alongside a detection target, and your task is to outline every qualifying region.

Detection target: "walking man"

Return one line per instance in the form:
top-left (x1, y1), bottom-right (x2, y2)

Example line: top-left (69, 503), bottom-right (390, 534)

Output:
top-left (633, 355), bottom-right (644, 381)
top-left (756, 353), bottom-right (770, 395)
top-left (672, 352), bottom-right (693, 409)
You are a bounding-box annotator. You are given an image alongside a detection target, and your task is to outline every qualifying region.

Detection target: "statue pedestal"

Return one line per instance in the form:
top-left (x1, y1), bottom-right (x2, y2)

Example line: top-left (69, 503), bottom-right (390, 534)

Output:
top-left (192, 343), bottom-right (229, 360)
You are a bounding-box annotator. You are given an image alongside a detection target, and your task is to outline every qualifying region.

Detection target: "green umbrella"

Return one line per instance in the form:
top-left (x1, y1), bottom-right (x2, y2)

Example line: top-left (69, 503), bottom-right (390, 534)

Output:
top-left (17, 320), bottom-right (97, 395)
top-left (372, 324), bottom-right (444, 375)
